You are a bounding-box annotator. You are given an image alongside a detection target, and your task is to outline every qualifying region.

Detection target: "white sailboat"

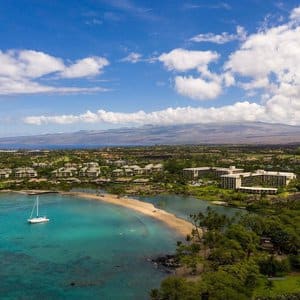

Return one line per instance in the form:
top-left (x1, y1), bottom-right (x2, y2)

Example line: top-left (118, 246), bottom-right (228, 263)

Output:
top-left (28, 196), bottom-right (49, 224)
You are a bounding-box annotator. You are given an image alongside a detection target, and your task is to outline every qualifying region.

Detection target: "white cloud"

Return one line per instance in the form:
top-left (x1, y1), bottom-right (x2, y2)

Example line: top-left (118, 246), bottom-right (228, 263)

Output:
top-left (18, 50), bottom-right (65, 78)
top-left (175, 76), bottom-right (222, 100)
top-left (225, 7), bottom-right (300, 125)
top-left (190, 26), bottom-right (247, 44)
top-left (121, 52), bottom-right (142, 63)
top-left (0, 76), bottom-right (107, 95)
top-left (0, 49), bottom-right (109, 95)
top-left (21, 5), bottom-right (300, 127)
top-left (158, 48), bottom-right (223, 100)
top-left (290, 6), bottom-right (300, 21)
top-left (158, 48), bottom-right (219, 72)
top-left (61, 57), bottom-right (109, 78)
top-left (0, 50), bottom-right (65, 80)
top-left (23, 102), bottom-right (267, 126)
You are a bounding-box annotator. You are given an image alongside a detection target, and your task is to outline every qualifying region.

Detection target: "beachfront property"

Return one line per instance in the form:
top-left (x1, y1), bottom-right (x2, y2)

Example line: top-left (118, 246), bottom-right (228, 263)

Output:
top-left (183, 165), bottom-right (296, 194)
top-left (52, 167), bottom-right (78, 178)
top-left (79, 166), bottom-right (101, 178)
top-left (213, 166), bottom-right (244, 177)
top-left (80, 162), bottom-right (100, 177)
top-left (183, 167), bottom-right (211, 180)
top-left (221, 170), bottom-right (296, 194)
top-left (112, 164), bottom-right (164, 177)
top-left (0, 168), bottom-right (12, 179)
top-left (14, 167), bottom-right (38, 178)
top-left (183, 166), bottom-right (243, 180)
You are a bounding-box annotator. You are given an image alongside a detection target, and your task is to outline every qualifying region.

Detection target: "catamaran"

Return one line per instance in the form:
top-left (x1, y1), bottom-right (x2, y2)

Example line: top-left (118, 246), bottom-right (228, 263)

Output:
top-left (28, 195), bottom-right (49, 224)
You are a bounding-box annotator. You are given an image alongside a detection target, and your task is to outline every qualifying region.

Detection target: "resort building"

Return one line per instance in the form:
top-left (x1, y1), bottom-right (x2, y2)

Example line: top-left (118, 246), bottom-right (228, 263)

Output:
top-left (79, 166), bottom-right (101, 178)
top-left (0, 168), bottom-right (12, 179)
top-left (221, 170), bottom-right (296, 194)
top-left (14, 167), bottom-right (38, 178)
top-left (220, 173), bottom-right (246, 189)
top-left (238, 186), bottom-right (278, 195)
top-left (182, 167), bottom-right (212, 180)
top-left (112, 169), bottom-right (124, 177)
top-left (143, 164), bottom-right (154, 175)
top-left (82, 162), bottom-right (99, 168)
top-left (112, 160), bottom-right (127, 167)
top-left (117, 164), bottom-right (164, 176)
top-left (183, 166), bottom-right (243, 180)
top-left (52, 167), bottom-right (78, 178)
top-left (152, 163), bottom-right (163, 172)
top-left (213, 166), bottom-right (244, 177)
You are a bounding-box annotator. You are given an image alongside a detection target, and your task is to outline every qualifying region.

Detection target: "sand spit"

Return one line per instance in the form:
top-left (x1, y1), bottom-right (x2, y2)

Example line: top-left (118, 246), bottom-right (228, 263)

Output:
top-left (62, 191), bottom-right (195, 237)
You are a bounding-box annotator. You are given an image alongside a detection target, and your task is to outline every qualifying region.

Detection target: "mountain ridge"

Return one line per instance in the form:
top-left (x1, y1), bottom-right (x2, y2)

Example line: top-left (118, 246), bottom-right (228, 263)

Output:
top-left (1, 122), bottom-right (300, 148)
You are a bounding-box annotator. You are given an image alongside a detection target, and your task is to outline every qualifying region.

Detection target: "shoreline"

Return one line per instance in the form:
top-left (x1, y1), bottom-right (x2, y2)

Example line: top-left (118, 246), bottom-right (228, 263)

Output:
top-left (2, 189), bottom-right (195, 237)
top-left (62, 191), bottom-right (195, 237)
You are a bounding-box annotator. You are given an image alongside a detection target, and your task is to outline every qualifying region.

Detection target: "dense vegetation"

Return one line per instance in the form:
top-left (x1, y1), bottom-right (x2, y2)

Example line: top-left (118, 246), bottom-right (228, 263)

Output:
top-left (151, 200), bottom-right (300, 300)
top-left (0, 146), bottom-right (299, 298)
top-left (1, 146), bottom-right (300, 201)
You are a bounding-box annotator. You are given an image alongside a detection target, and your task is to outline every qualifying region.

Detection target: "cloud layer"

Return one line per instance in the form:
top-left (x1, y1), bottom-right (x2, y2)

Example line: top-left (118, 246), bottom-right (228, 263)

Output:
top-left (23, 5), bottom-right (300, 127)
top-left (158, 48), bottom-right (224, 100)
top-left (225, 7), bottom-right (300, 125)
top-left (190, 26), bottom-right (246, 44)
top-left (158, 48), bottom-right (219, 71)
top-left (0, 50), bottom-right (109, 95)
top-left (24, 102), bottom-right (266, 126)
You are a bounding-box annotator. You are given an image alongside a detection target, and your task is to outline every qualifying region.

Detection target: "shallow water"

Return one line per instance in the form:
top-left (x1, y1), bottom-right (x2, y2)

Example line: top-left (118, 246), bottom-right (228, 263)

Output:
top-left (136, 194), bottom-right (244, 221)
top-left (0, 193), bottom-right (180, 299)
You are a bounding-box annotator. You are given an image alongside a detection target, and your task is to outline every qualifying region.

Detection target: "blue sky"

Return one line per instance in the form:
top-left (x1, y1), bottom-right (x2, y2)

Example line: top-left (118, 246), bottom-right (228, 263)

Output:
top-left (1, 0), bottom-right (300, 137)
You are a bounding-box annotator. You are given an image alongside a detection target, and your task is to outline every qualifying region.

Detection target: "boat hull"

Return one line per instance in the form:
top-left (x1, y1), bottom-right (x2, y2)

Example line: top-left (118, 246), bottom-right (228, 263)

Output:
top-left (28, 217), bottom-right (49, 224)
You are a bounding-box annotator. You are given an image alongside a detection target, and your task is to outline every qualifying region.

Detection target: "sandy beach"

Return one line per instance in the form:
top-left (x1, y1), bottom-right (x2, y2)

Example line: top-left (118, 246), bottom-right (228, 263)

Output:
top-left (62, 191), bottom-right (195, 237)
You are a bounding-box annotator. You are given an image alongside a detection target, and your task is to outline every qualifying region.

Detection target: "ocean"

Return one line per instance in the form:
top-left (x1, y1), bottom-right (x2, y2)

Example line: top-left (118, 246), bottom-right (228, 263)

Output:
top-left (0, 193), bottom-right (180, 299)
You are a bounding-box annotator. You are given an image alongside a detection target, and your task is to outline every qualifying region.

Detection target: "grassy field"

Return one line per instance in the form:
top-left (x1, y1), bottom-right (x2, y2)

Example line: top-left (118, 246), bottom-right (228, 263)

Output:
top-left (254, 274), bottom-right (300, 298)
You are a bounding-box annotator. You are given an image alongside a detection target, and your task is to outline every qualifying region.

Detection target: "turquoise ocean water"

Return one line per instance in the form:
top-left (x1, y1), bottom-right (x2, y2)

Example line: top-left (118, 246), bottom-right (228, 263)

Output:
top-left (0, 193), bottom-right (180, 300)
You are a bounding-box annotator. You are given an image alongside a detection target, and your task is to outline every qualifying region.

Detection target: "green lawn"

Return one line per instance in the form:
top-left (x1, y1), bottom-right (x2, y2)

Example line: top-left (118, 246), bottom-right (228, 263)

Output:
top-left (254, 274), bottom-right (300, 298)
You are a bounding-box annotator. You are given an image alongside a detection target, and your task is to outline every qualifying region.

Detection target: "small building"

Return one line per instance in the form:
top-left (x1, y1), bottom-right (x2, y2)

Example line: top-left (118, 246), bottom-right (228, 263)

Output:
top-left (64, 163), bottom-right (78, 168)
top-left (143, 164), bottom-right (154, 174)
top-left (113, 160), bottom-right (127, 167)
top-left (131, 165), bottom-right (144, 175)
top-left (14, 167), bottom-right (37, 178)
top-left (79, 166), bottom-right (100, 178)
top-left (52, 167), bottom-right (77, 178)
top-left (0, 168), bottom-right (12, 179)
top-left (82, 162), bottom-right (99, 168)
top-left (152, 163), bottom-right (163, 172)
top-left (32, 162), bottom-right (48, 168)
top-left (112, 169), bottom-right (124, 177)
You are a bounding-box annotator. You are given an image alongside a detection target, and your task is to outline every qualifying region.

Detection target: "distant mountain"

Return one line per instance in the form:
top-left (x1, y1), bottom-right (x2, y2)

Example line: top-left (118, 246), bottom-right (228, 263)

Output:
top-left (1, 122), bottom-right (300, 149)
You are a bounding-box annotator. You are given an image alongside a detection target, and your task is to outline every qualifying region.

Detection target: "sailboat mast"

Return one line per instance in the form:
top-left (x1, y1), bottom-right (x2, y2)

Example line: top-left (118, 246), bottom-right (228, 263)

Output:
top-left (36, 196), bottom-right (39, 217)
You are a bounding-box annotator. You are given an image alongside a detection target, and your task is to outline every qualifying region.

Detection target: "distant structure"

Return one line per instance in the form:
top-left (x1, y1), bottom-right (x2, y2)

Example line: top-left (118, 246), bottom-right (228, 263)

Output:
top-left (183, 166), bottom-right (243, 180)
top-left (14, 167), bottom-right (37, 178)
top-left (112, 164), bottom-right (163, 177)
top-left (221, 170), bottom-right (296, 194)
top-left (183, 166), bottom-right (296, 194)
top-left (0, 168), bottom-right (12, 179)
